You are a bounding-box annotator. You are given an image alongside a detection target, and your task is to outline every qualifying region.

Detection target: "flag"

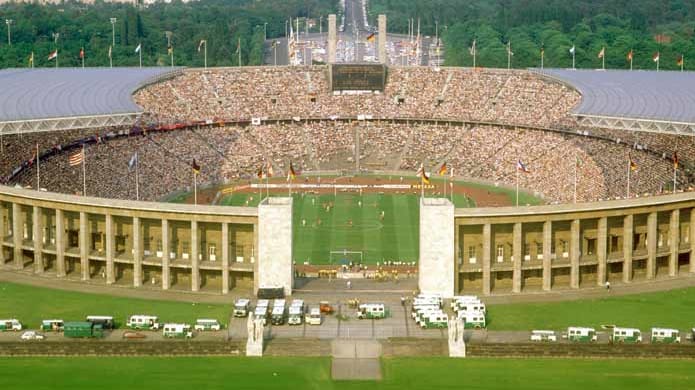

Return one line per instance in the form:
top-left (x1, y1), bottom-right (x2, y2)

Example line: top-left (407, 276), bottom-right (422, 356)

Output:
top-left (366, 33), bottom-right (376, 42)
top-left (69, 148), bottom-right (84, 167)
top-left (469, 39), bottom-right (476, 56)
top-left (257, 165), bottom-right (265, 179)
top-left (79, 47), bottom-right (84, 59)
top-left (108, 45), bottom-right (112, 59)
top-left (47, 50), bottom-right (58, 61)
top-left (626, 49), bottom-right (633, 61)
top-left (197, 39), bottom-right (206, 52)
top-left (677, 55), bottom-right (684, 66)
top-left (266, 161), bottom-right (274, 178)
top-left (28, 52), bottom-right (34, 66)
top-left (235, 39), bottom-right (240, 54)
top-left (629, 153), bottom-right (637, 171)
top-left (128, 152), bottom-right (138, 172)
top-left (416, 163), bottom-right (430, 184)
top-left (438, 162), bottom-right (447, 176)
top-left (287, 162), bottom-right (296, 181)
top-left (167, 45), bottom-right (173, 55)
top-left (540, 45), bottom-right (545, 59)
top-left (569, 45), bottom-right (575, 55)
top-left (597, 47), bottom-right (605, 59)
top-left (653, 52), bottom-right (660, 62)
top-left (506, 41), bottom-right (514, 56)
top-left (673, 151), bottom-right (679, 169)
top-left (134, 43), bottom-right (141, 53)
top-left (191, 159), bottom-right (200, 174)
top-left (516, 160), bottom-right (530, 173)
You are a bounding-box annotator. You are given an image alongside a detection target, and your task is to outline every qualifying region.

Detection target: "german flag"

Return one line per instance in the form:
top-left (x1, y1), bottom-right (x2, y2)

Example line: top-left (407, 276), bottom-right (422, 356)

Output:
top-left (677, 55), bottom-right (684, 67)
top-left (629, 153), bottom-right (637, 171)
top-left (438, 162), bottom-right (448, 176)
top-left (192, 159), bottom-right (201, 174)
top-left (366, 33), bottom-right (376, 42)
top-left (266, 161), bottom-right (274, 178)
top-left (167, 45), bottom-right (173, 56)
top-left (673, 151), bottom-right (679, 169)
top-left (416, 163), bottom-right (430, 185)
top-left (287, 162), bottom-right (296, 181)
top-left (257, 165), bottom-right (265, 179)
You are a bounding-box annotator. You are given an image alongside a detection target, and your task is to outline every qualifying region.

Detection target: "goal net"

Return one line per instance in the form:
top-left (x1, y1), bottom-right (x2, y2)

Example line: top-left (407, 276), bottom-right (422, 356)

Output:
top-left (329, 250), bottom-right (364, 265)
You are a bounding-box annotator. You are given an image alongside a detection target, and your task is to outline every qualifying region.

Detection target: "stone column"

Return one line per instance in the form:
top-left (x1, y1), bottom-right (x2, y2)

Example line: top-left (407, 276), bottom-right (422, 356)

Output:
top-left (482, 223), bottom-right (491, 295)
top-left (105, 214), bottom-right (115, 284)
top-left (570, 219), bottom-right (580, 289)
top-left (79, 212), bottom-right (89, 280)
top-left (418, 198), bottom-right (455, 297)
top-left (669, 209), bottom-right (679, 277)
top-left (646, 212), bottom-right (657, 279)
top-left (191, 220), bottom-right (199, 292)
top-left (132, 216), bottom-right (142, 287)
top-left (512, 222), bottom-right (522, 293)
top-left (0, 206), bottom-right (5, 264)
top-left (32, 206), bottom-right (43, 274)
top-left (378, 14), bottom-right (387, 64)
top-left (690, 210), bottom-right (695, 274)
top-left (12, 203), bottom-right (22, 269)
top-left (258, 198), bottom-right (294, 296)
top-left (327, 14), bottom-right (337, 63)
top-left (221, 222), bottom-right (230, 294)
top-left (454, 223), bottom-right (460, 294)
top-left (161, 219), bottom-right (170, 290)
top-left (622, 214), bottom-right (633, 283)
top-left (55, 209), bottom-right (65, 277)
top-left (542, 220), bottom-right (552, 291)
top-left (596, 217), bottom-right (608, 286)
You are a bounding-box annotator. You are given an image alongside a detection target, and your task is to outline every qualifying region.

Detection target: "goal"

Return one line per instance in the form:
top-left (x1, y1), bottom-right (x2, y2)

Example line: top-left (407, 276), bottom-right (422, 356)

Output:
top-left (329, 250), bottom-right (364, 265)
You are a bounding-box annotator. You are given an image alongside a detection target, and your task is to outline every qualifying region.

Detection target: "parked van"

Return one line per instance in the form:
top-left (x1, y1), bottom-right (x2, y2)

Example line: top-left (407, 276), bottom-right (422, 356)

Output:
top-left (194, 319), bottom-right (221, 331)
top-left (610, 327), bottom-right (642, 343)
top-left (126, 315), bottom-right (160, 330)
top-left (530, 330), bottom-right (557, 342)
top-left (411, 305), bottom-right (441, 320)
top-left (253, 306), bottom-right (269, 325)
top-left (271, 306), bottom-right (286, 325)
top-left (412, 297), bottom-right (441, 309)
top-left (0, 319), bottom-right (22, 331)
top-left (567, 327), bottom-right (597, 342)
top-left (233, 299), bottom-right (251, 317)
top-left (288, 305), bottom-right (304, 325)
top-left (420, 313), bottom-right (448, 329)
top-left (651, 328), bottom-right (680, 343)
top-left (162, 323), bottom-right (193, 339)
top-left (86, 316), bottom-right (114, 330)
top-left (449, 296), bottom-right (481, 310)
top-left (306, 306), bottom-right (322, 325)
top-left (457, 311), bottom-right (486, 329)
top-left (357, 303), bottom-right (388, 320)
top-left (40, 319), bottom-right (64, 332)
top-left (64, 321), bottom-right (103, 338)
top-left (453, 301), bottom-right (486, 314)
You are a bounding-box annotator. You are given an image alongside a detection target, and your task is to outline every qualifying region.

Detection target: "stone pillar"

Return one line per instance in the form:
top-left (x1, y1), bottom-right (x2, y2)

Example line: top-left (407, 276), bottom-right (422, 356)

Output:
top-left (327, 14), bottom-right (337, 63)
top-left (191, 220), bottom-right (199, 292)
top-left (570, 219), bottom-right (580, 289)
top-left (622, 214), bottom-right (633, 283)
top-left (257, 197), bottom-right (294, 296)
top-left (596, 217), bottom-right (608, 286)
top-left (12, 203), bottom-right (22, 269)
top-left (161, 219), bottom-right (170, 290)
top-left (378, 14), bottom-right (387, 64)
top-left (512, 222), bottom-right (522, 293)
top-left (646, 212), bottom-right (657, 279)
top-left (33, 206), bottom-right (43, 274)
top-left (482, 223), bottom-right (491, 295)
top-left (669, 209), bottom-right (679, 277)
top-left (79, 212), bottom-right (89, 280)
top-left (454, 223), bottom-right (461, 294)
top-left (0, 206), bottom-right (5, 264)
top-left (221, 222), bottom-right (230, 294)
top-left (55, 209), bottom-right (65, 277)
top-left (105, 214), bottom-right (115, 284)
top-left (132, 216), bottom-right (142, 287)
top-left (690, 210), bottom-right (695, 274)
top-left (542, 220), bottom-right (552, 291)
top-left (418, 198), bottom-right (455, 297)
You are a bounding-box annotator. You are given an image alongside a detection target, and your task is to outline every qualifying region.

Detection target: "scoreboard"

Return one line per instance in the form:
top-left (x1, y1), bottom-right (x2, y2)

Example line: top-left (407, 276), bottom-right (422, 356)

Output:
top-left (330, 64), bottom-right (387, 92)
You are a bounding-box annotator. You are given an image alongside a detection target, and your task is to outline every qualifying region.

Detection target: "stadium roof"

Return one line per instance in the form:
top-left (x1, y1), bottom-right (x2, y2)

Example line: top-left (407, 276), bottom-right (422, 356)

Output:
top-left (535, 68), bottom-right (695, 135)
top-left (0, 67), bottom-right (182, 134)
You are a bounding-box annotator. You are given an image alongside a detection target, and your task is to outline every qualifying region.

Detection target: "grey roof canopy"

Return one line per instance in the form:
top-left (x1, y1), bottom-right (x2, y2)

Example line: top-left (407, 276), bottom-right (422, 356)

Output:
top-left (0, 67), bottom-right (181, 134)
top-left (535, 68), bottom-right (695, 135)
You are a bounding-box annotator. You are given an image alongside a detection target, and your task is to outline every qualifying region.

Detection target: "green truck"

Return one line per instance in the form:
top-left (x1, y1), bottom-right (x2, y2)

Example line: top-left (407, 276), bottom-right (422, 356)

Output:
top-left (64, 321), bottom-right (104, 338)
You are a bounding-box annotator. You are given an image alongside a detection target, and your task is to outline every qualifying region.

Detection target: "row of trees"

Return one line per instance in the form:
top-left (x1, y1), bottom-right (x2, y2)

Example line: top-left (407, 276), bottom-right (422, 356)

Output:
top-left (369, 0), bottom-right (695, 70)
top-left (0, 0), bottom-right (337, 68)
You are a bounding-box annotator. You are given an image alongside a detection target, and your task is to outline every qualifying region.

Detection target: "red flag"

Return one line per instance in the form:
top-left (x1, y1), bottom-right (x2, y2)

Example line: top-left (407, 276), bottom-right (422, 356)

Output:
top-left (79, 47), bottom-right (84, 59)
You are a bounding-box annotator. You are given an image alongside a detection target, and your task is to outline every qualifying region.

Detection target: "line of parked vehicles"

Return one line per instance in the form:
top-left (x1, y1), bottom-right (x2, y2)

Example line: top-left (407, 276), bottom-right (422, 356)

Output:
top-left (234, 298), bottom-right (392, 325)
top-left (410, 294), bottom-right (487, 329)
top-left (530, 326), bottom-right (689, 344)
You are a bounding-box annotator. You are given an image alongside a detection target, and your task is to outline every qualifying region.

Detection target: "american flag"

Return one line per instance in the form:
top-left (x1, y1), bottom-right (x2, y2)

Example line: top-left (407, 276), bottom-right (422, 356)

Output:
top-left (69, 148), bottom-right (84, 167)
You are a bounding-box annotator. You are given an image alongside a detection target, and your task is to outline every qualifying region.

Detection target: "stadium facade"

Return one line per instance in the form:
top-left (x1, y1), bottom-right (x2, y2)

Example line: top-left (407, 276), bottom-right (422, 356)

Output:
top-left (0, 65), bottom-right (694, 297)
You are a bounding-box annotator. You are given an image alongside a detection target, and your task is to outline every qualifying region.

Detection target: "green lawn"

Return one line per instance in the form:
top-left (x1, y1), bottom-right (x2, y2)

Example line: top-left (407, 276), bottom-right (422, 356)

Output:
top-left (488, 286), bottom-right (695, 331)
top-left (0, 357), bottom-right (693, 390)
top-left (0, 282), bottom-right (230, 329)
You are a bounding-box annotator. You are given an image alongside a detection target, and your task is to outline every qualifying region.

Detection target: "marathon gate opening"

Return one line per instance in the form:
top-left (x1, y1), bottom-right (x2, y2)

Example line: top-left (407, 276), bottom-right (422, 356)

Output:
top-left (329, 63), bottom-right (387, 92)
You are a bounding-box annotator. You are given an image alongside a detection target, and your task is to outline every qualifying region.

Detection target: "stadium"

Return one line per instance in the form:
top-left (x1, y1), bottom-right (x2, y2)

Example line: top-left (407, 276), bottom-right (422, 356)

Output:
top-left (1, 63), bottom-right (694, 298)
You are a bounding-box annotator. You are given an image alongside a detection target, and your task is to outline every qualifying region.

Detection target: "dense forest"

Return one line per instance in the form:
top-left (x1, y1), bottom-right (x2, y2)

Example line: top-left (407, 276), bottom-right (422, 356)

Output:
top-left (0, 0), bottom-right (337, 68)
top-left (369, 0), bottom-right (695, 70)
top-left (1, 0), bottom-right (695, 70)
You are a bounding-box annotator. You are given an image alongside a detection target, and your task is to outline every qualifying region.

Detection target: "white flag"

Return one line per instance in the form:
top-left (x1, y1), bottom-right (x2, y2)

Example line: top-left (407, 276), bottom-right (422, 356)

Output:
top-left (134, 43), bottom-right (141, 53)
top-left (569, 45), bottom-right (575, 55)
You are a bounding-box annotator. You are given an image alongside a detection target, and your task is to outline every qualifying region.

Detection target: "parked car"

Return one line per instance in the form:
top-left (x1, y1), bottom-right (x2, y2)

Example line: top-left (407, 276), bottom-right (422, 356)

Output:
top-left (20, 331), bottom-right (45, 341)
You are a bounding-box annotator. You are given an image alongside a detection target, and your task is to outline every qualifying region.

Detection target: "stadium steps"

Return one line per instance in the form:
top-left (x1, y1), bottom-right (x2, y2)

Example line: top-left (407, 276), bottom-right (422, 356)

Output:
top-left (262, 337), bottom-right (331, 357)
top-left (0, 341), bottom-right (242, 357)
top-left (466, 343), bottom-right (695, 359)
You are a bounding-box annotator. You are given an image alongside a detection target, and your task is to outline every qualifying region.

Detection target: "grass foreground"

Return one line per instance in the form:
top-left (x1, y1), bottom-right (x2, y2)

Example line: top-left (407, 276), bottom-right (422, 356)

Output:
top-left (0, 357), bottom-right (693, 390)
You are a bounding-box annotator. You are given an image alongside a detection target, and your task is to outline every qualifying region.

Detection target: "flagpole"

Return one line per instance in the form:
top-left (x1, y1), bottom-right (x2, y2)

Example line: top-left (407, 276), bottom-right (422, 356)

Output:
top-left (507, 41), bottom-right (511, 70)
top-left (238, 37), bottom-right (241, 67)
top-left (139, 46), bottom-right (142, 68)
top-left (193, 171), bottom-right (198, 205)
top-left (626, 158), bottom-right (631, 198)
top-left (572, 50), bottom-right (575, 70)
top-left (602, 48), bottom-right (605, 70)
top-left (82, 144), bottom-right (86, 196)
top-left (573, 154), bottom-right (578, 203)
top-left (673, 165), bottom-right (677, 194)
top-left (81, 48), bottom-right (85, 69)
top-left (36, 143), bottom-right (40, 191)
top-left (515, 168), bottom-right (519, 207)
top-left (204, 41), bottom-right (207, 69)
top-left (135, 153), bottom-right (140, 201)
